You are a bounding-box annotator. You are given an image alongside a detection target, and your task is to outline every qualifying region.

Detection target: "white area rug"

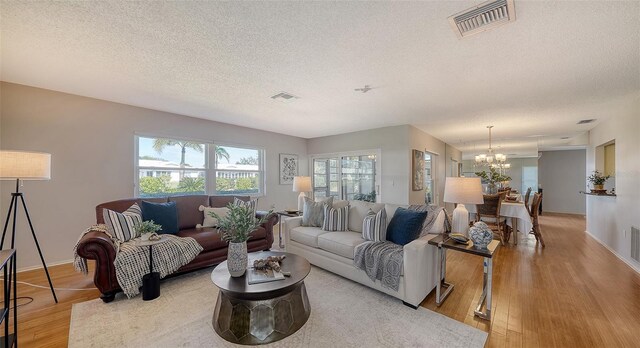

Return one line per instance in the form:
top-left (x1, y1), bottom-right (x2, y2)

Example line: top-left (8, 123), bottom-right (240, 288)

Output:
top-left (70, 266), bottom-right (487, 347)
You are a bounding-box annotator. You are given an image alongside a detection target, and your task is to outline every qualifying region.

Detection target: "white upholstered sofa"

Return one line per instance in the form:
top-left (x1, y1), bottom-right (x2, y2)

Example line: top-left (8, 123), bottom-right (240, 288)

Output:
top-left (283, 200), bottom-right (447, 308)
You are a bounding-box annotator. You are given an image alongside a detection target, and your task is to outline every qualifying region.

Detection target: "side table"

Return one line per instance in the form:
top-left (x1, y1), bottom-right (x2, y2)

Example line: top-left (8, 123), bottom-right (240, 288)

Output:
top-left (131, 235), bottom-right (169, 301)
top-left (428, 234), bottom-right (500, 320)
top-left (275, 211), bottom-right (301, 248)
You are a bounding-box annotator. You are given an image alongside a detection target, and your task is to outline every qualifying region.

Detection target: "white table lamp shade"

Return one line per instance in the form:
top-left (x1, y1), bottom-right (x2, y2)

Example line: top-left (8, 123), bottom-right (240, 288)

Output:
top-left (443, 177), bottom-right (483, 235)
top-left (443, 177), bottom-right (483, 205)
top-left (292, 176), bottom-right (312, 192)
top-left (0, 150), bottom-right (51, 180)
top-left (292, 176), bottom-right (312, 212)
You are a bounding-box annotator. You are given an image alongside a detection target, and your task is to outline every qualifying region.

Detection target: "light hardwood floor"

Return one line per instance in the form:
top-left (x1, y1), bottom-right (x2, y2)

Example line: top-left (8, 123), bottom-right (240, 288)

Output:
top-left (8, 213), bottom-right (640, 347)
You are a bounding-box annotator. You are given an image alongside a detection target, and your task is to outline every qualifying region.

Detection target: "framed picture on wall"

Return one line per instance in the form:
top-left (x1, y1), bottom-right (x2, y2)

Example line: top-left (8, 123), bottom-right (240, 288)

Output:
top-left (412, 149), bottom-right (425, 191)
top-left (279, 153), bottom-right (298, 185)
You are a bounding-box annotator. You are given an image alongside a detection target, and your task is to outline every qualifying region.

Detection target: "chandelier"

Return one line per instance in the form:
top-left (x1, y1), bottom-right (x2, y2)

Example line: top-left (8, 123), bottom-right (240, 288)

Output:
top-left (475, 126), bottom-right (509, 170)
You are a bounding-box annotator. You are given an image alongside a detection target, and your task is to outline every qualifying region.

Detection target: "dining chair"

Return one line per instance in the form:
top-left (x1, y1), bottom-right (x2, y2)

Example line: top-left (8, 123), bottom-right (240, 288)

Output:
top-left (476, 193), bottom-right (508, 244)
top-left (530, 192), bottom-right (545, 247)
top-left (524, 187), bottom-right (532, 214)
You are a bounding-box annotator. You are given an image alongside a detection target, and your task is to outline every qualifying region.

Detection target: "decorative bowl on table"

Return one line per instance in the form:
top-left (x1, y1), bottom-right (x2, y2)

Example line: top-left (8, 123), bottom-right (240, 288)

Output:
top-left (505, 195), bottom-right (518, 202)
top-left (285, 209), bottom-right (299, 214)
top-left (469, 221), bottom-right (493, 249)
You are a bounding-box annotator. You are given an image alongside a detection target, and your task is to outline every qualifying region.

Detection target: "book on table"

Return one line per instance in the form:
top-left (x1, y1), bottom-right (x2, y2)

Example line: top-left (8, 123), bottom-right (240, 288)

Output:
top-left (247, 268), bottom-right (285, 285)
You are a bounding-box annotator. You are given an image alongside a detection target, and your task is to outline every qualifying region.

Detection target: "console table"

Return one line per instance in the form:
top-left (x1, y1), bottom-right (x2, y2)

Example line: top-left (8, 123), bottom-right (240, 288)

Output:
top-left (0, 249), bottom-right (17, 347)
top-left (428, 235), bottom-right (500, 320)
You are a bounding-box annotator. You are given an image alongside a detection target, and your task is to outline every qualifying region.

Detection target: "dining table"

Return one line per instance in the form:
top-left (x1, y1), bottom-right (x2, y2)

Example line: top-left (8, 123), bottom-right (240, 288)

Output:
top-left (467, 200), bottom-right (532, 244)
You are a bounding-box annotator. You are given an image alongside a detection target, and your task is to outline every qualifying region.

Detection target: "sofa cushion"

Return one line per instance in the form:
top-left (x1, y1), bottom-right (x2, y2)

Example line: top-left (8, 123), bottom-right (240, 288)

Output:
top-left (103, 203), bottom-right (143, 242)
top-left (348, 200), bottom-right (385, 233)
top-left (96, 197), bottom-right (167, 224)
top-left (290, 226), bottom-right (329, 248)
top-left (322, 204), bottom-right (349, 231)
top-left (168, 195), bottom-right (209, 230)
top-left (178, 226), bottom-right (267, 252)
top-left (234, 197), bottom-right (258, 221)
top-left (177, 228), bottom-right (226, 251)
top-left (383, 204), bottom-right (407, 240)
top-left (197, 206), bottom-right (229, 228)
top-left (318, 232), bottom-right (367, 259)
top-left (141, 200), bottom-right (179, 234)
top-left (210, 195), bottom-right (250, 208)
top-left (302, 196), bottom-right (333, 227)
top-left (362, 208), bottom-right (387, 242)
top-left (386, 208), bottom-right (427, 246)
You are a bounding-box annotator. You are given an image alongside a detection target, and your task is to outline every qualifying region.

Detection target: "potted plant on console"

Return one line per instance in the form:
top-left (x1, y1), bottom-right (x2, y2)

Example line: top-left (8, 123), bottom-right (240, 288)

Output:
top-left (210, 204), bottom-right (271, 277)
top-left (135, 220), bottom-right (162, 241)
top-left (474, 167), bottom-right (512, 194)
top-left (587, 170), bottom-right (610, 194)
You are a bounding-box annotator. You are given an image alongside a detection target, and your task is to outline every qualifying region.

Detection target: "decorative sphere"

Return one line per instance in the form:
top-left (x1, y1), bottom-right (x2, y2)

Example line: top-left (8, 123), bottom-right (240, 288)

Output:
top-left (469, 221), bottom-right (493, 249)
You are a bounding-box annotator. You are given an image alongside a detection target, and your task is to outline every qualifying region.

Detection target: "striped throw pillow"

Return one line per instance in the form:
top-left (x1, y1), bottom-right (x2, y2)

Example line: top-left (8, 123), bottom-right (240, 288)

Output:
top-left (103, 203), bottom-right (143, 242)
top-left (322, 204), bottom-right (349, 231)
top-left (234, 197), bottom-right (257, 221)
top-left (362, 208), bottom-right (387, 241)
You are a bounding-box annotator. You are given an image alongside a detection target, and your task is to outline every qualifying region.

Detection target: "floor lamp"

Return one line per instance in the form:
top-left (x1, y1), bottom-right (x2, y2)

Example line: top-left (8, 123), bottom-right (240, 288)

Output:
top-left (0, 150), bottom-right (58, 303)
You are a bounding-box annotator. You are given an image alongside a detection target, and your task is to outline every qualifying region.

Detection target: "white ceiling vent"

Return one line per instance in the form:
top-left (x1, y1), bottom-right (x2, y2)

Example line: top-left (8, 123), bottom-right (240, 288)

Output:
top-left (271, 92), bottom-right (298, 103)
top-left (448, 0), bottom-right (516, 39)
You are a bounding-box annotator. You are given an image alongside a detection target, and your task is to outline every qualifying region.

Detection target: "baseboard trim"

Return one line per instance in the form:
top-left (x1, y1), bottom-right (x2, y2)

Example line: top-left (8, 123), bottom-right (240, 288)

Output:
top-left (585, 230), bottom-right (640, 274)
top-left (17, 259), bottom-right (74, 273)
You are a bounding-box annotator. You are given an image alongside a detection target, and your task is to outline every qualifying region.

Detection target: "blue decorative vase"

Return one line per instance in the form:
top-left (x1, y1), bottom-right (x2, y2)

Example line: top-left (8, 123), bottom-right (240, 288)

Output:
top-left (469, 222), bottom-right (493, 249)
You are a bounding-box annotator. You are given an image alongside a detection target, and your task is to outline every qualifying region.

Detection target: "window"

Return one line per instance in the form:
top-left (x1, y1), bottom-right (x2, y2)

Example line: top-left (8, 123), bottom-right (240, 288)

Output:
top-left (312, 151), bottom-right (379, 202)
top-left (135, 136), bottom-right (264, 197)
top-left (136, 136), bottom-right (207, 197)
top-left (214, 144), bottom-right (264, 195)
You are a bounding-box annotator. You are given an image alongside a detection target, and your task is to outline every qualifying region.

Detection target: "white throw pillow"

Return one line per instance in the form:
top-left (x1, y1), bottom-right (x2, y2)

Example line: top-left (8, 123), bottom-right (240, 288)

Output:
top-left (197, 205), bottom-right (230, 228)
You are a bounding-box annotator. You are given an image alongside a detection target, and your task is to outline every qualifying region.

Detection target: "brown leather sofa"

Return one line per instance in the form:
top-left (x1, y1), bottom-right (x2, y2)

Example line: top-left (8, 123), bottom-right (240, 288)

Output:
top-left (76, 195), bottom-right (277, 302)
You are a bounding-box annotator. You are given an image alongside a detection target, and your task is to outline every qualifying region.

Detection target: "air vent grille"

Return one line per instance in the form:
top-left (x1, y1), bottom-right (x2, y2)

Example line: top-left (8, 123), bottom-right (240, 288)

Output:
top-left (632, 226), bottom-right (640, 263)
top-left (448, 0), bottom-right (516, 39)
top-left (577, 119), bottom-right (596, 124)
top-left (271, 92), bottom-right (299, 103)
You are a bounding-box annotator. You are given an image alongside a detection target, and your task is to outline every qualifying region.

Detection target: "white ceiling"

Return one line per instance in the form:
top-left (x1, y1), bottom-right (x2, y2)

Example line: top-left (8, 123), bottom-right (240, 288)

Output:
top-left (1, 1), bottom-right (639, 158)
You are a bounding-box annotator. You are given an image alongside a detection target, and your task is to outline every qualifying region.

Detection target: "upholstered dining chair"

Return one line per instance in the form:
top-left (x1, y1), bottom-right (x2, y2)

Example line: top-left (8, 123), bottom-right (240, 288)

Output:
top-left (530, 192), bottom-right (545, 247)
top-left (476, 193), bottom-right (508, 244)
top-left (524, 187), bottom-right (532, 214)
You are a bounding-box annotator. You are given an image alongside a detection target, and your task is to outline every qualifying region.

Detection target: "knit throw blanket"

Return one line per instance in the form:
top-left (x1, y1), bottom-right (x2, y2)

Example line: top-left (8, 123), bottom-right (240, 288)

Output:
top-left (354, 241), bottom-right (404, 292)
top-left (73, 224), bottom-right (203, 298)
top-left (408, 205), bottom-right (451, 236)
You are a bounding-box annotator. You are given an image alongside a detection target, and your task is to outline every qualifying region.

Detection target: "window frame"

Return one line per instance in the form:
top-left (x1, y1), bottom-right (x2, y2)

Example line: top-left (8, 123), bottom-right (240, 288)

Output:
top-left (424, 151), bottom-right (438, 206)
top-left (134, 135), bottom-right (266, 198)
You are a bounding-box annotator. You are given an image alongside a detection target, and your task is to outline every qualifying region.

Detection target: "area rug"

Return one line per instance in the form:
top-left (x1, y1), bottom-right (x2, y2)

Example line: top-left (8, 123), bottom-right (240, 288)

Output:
top-left (69, 266), bottom-right (487, 347)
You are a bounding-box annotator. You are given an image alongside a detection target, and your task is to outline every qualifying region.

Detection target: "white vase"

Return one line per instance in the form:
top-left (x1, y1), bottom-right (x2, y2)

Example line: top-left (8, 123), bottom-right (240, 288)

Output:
top-left (227, 241), bottom-right (248, 277)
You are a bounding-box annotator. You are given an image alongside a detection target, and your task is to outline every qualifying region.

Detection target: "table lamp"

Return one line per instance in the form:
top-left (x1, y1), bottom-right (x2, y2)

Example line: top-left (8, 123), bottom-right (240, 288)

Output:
top-left (443, 177), bottom-right (484, 236)
top-left (292, 176), bottom-right (312, 212)
top-left (0, 150), bottom-right (58, 303)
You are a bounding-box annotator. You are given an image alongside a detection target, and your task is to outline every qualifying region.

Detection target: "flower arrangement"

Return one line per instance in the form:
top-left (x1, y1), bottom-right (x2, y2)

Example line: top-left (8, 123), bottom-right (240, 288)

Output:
top-left (587, 170), bottom-right (610, 186)
top-left (209, 204), bottom-right (272, 243)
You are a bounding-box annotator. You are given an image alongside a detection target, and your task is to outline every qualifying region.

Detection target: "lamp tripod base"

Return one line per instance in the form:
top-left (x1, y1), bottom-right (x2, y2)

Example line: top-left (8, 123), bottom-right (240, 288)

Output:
top-left (1, 180), bottom-right (58, 303)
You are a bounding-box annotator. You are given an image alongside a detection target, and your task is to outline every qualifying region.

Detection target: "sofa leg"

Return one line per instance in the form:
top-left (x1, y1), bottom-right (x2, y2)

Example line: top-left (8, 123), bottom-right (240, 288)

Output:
top-left (100, 291), bottom-right (116, 303)
top-left (403, 301), bottom-right (418, 310)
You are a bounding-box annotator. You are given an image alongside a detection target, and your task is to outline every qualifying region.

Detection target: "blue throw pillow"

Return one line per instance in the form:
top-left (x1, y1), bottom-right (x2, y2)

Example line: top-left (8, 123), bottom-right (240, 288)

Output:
top-left (141, 201), bottom-right (179, 235)
top-left (386, 208), bottom-right (428, 246)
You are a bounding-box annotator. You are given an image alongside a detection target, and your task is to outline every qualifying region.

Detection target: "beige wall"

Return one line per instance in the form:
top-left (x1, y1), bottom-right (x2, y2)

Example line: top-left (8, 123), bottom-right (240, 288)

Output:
top-left (0, 82), bottom-right (308, 269)
top-left (586, 92), bottom-right (640, 273)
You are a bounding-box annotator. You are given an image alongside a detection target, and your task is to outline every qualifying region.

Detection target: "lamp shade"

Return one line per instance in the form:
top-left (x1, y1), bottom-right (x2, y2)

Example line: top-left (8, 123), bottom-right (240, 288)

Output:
top-left (0, 150), bottom-right (51, 180)
top-left (292, 176), bottom-right (311, 192)
top-left (443, 177), bottom-right (483, 205)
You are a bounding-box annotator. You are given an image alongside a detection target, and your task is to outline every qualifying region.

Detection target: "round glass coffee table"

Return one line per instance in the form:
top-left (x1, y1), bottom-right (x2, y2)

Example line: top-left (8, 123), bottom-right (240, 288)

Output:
top-left (211, 251), bottom-right (311, 345)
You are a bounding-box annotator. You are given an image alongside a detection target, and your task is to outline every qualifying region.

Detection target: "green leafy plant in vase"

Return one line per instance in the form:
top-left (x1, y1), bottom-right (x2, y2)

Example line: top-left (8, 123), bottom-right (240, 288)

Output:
top-left (209, 204), bottom-right (272, 277)
top-left (134, 220), bottom-right (162, 241)
top-left (474, 167), bottom-right (512, 194)
top-left (587, 170), bottom-right (610, 192)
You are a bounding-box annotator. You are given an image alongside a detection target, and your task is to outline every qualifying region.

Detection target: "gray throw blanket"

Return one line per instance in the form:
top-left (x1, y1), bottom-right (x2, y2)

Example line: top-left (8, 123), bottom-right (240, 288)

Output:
top-left (74, 224), bottom-right (203, 298)
top-left (354, 241), bottom-right (404, 291)
top-left (408, 205), bottom-right (451, 236)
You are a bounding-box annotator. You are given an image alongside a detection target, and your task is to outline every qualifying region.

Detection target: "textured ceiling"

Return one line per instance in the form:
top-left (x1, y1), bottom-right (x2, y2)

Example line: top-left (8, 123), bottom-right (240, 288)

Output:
top-left (1, 1), bottom-right (639, 157)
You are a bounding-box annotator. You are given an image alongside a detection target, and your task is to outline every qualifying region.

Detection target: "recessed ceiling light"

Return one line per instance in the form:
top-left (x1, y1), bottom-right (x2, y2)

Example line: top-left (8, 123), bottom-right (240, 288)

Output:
top-left (577, 119), bottom-right (596, 124)
top-left (271, 92), bottom-right (298, 103)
